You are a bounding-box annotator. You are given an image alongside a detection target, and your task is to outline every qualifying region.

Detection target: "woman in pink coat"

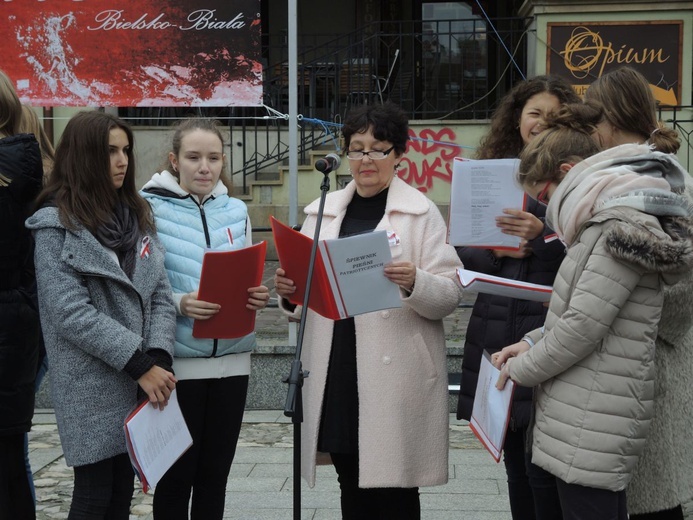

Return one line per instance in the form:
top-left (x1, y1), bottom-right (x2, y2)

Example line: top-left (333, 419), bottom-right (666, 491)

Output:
top-left (275, 102), bottom-right (462, 519)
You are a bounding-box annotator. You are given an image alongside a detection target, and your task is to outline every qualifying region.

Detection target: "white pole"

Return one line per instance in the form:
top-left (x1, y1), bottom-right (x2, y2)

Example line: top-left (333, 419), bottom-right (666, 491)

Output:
top-left (288, 0), bottom-right (298, 227)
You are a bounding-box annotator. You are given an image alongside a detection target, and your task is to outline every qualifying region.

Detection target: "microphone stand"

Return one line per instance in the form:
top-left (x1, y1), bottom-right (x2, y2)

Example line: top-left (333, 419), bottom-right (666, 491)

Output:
top-left (283, 168), bottom-right (332, 520)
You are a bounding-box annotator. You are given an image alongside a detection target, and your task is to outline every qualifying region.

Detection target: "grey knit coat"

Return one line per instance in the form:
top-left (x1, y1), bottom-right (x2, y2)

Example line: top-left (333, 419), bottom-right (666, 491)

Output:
top-left (26, 207), bottom-right (176, 467)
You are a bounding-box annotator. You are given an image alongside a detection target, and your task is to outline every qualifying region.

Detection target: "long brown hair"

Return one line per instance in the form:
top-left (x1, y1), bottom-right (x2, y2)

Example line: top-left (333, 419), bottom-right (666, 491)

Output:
top-left (585, 67), bottom-right (680, 154)
top-left (476, 75), bottom-right (581, 159)
top-left (19, 105), bottom-right (55, 178)
top-left (35, 111), bottom-right (153, 233)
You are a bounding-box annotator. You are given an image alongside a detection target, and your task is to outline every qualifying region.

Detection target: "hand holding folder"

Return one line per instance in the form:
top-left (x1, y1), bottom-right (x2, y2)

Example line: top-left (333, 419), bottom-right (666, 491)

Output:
top-left (270, 217), bottom-right (401, 320)
top-left (124, 389), bottom-right (192, 493)
top-left (469, 351), bottom-right (515, 462)
top-left (192, 241), bottom-right (267, 339)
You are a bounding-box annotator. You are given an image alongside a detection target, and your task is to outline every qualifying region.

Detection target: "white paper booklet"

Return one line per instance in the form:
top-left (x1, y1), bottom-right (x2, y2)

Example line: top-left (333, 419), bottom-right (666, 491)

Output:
top-left (448, 158), bottom-right (526, 249)
top-left (469, 351), bottom-right (516, 462)
top-left (317, 230), bottom-right (402, 319)
top-left (124, 389), bottom-right (192, 492)
top-left (457, 268), bottom-right (552, 303)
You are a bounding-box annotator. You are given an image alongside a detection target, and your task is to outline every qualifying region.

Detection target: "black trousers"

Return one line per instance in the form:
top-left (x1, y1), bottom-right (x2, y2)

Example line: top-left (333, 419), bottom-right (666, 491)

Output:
top-left (630, 506), bottom-right (685, 520)
top-left (68, 453), bottom-right (134, 520)
top-left (0, 433), bottom-right (35, 520)
top-left (555, 478), bottom-right (627, 520)
top-left (330, 452), bottom-right (420, 520)
top-left (503, 426), bottom-right (562, 520)
top-left (153, 375), bottom-right (248, 520)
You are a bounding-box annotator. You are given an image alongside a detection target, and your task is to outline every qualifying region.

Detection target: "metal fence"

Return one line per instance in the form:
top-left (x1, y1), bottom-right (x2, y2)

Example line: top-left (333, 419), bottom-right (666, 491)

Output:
top-left (658, 105), bottom-right (693, 172)
top-left (119, 18), bottom-right (531, 183)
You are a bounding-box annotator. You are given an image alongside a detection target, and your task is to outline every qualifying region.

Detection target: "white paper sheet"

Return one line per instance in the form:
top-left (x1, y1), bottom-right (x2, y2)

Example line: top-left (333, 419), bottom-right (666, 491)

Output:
top-left (457, 268), bottom-right (552, 303)
top-left (469, 351), bottom-right (515, 462)
top-left (124, 389), bottom-right (192, 492)
top-left (448, 158), bottom-right (526, 249)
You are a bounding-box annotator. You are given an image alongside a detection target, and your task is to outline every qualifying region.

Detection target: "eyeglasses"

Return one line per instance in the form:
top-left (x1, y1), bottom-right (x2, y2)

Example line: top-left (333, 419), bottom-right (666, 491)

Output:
top-left (345, 146), bottom-right (395, 160)
top-left (536, 181), bottom-right (552, 206)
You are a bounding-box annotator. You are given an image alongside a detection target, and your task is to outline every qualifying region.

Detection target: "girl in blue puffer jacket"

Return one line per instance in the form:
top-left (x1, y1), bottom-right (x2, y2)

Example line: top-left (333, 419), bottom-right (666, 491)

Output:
top-left (141, 118), bottom-right (270, 520)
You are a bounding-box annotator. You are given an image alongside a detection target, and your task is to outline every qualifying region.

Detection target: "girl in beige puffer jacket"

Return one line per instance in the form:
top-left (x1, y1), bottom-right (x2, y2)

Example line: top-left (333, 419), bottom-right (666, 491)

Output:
top-left (494, 102), bottom-right (693, 520)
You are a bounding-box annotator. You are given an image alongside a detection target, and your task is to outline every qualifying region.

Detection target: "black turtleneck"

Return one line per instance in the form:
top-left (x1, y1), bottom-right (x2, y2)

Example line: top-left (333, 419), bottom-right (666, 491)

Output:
top-left (318, 187), bottom-right (388, 454)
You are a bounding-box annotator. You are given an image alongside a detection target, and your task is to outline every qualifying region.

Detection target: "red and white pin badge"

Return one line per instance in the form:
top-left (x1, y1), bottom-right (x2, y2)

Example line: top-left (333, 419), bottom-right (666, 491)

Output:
top-left (139, 236), bottom-right (151, 259)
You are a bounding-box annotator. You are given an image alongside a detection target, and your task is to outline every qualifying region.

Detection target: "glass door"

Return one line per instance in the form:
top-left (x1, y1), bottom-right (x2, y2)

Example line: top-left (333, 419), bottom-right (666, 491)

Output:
top-left (419, 2), bottom-right (487, 118)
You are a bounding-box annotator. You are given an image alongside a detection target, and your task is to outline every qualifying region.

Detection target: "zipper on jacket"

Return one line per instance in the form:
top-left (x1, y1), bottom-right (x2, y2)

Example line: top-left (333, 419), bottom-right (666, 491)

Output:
top-left (198, 198), bottom-right (219, 357)
top-left (198, 203), bottom-right (212, 248)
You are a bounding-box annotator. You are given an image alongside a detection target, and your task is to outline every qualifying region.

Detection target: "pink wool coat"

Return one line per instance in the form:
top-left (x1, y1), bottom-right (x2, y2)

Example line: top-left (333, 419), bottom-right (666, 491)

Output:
top-left (282, 176), bottom-right (463, 488)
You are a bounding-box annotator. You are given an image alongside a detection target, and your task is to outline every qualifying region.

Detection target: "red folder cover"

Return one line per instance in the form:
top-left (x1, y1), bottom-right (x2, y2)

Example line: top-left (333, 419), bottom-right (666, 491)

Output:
top-left (124, 399), bottom-right (150, 493)
top-left (271, 217), bottom-right (402, 320)
top-left (270, 217), bottom-right (341, 320)
top-left (192, 241), bottom-right (267, 339)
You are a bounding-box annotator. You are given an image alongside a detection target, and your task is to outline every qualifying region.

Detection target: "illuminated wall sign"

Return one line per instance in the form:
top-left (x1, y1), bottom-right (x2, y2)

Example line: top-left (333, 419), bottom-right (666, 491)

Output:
top-left (547, 21), bottom-right (682, 106)
top-left (1, 1), bottom-right (263, 107)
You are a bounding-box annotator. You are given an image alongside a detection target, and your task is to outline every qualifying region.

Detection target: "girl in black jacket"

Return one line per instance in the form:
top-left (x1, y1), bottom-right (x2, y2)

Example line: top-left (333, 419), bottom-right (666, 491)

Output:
top-left (0, 69), bottom-right (43, 520)
top-left (456, 75), bottom-right (577, 520)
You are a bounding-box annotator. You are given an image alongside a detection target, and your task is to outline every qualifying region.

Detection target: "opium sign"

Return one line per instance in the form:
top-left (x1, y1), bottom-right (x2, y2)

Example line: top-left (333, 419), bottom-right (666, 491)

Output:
top-left (547, 21), bottom-right (682, 106)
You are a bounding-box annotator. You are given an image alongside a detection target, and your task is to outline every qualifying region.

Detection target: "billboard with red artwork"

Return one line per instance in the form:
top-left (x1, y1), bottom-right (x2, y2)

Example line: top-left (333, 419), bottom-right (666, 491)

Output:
top-left (1, 1), bottom-right (263, 107)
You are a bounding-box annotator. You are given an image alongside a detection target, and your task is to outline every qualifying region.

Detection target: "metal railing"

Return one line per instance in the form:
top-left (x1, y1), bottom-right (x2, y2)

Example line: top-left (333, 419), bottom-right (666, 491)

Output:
top-left (261, 18), bottom-right (529, 121)
top-left (120, 17), bottom-right (531, 185)
top-left (658, 105), bottom-right (693, 171)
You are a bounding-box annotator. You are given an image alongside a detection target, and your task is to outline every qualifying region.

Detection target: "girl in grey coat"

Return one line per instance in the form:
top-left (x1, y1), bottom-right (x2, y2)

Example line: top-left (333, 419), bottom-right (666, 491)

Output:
top-left (26, 112), bottom-right (177, 519)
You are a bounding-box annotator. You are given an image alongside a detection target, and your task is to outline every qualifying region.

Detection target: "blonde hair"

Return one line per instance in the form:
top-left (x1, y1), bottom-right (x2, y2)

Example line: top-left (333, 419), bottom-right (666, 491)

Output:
top-left (19, 105), bottom-right (55, 178)
top-left (0, 69), bottom-right (21, 137)
top-left (518, 102), bottom-right (603, 188)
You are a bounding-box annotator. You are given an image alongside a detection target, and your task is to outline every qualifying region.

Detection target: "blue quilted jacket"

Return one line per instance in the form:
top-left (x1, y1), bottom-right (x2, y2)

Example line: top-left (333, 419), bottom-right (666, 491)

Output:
top-left (141, 170), bottom-right (256, 358)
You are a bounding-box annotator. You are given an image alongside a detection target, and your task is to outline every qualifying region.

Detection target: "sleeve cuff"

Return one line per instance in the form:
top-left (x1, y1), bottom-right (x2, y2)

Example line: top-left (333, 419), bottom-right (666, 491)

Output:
top-left (146, 348), bottom-right (174, 373)
top-left (173, 293), bottom-right (185, 315)
top-left (123, 349), bottom-right (156, 381)
top-left (280, 297), bottom-right (297, 313)
top-left (522, 336), bottom-right (535, 348)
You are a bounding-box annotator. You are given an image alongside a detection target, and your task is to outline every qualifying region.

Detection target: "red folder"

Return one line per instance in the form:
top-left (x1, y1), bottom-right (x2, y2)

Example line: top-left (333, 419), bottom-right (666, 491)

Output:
top-left (192, 241), bottom-right (267, 339)
top-left (124, 399), bottom-right (151, 493)
top-left (270, 217), bottom-right (341, 320)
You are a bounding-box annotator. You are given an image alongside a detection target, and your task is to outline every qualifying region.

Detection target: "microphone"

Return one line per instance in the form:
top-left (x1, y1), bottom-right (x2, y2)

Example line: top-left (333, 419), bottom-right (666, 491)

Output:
top-left (315, 153), bottom-right (341, 174)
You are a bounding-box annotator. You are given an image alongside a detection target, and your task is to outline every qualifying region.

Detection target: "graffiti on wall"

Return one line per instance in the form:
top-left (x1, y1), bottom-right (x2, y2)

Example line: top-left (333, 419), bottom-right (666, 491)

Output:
top-left (398, 127), bottom-right (463, 193)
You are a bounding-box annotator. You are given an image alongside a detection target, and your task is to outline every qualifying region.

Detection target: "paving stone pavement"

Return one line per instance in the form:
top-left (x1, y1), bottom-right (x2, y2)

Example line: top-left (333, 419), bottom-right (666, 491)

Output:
top-left (29, 410), bottom-right (507, 520)
top-left (27, 409), bottom-right (693, 519)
